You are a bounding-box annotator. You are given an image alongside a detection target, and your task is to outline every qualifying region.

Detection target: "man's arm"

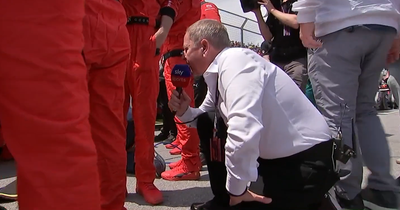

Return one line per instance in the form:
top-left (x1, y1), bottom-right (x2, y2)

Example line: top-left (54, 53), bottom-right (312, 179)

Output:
top-left (154, 0), bottom-right (182, 48)
top-left (220, 54), bottom-right (264, 196)
top-left (253, 9), bottom-right (273, 41)
top-left (291, 0), bottom-right (320, 23)
top-left (269, 9), bottom-right (298, 29)
top-left (178, 84), bottom-right (216, 127)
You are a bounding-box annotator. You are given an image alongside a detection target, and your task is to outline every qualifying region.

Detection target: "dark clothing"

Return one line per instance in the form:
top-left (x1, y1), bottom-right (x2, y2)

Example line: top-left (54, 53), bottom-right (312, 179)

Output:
top-left (273, 57), bottom-right (308, 92)
top-left (158, 77), bottom-right (177, 136)
top-left (194, 76), bottom-right (208, 108)
top-left (266, 0), bottom-right (306, 62)
top-left (197, 112), bottom-right (230, 206)
top-left (196, 112), bottom-right (339, 210)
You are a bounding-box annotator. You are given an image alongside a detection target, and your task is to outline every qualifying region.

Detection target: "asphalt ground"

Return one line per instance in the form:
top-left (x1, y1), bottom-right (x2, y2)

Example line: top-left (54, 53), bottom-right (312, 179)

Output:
top-left (1, 109), bottom-right (399, 210)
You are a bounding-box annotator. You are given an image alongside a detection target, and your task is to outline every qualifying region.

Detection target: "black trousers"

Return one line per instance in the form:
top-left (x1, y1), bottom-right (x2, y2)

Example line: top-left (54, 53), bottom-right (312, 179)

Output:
top-left (197, 112), bottom-right (230, 206)
top-left (158, 77), bottom-right (177, 136)
top-left (194, 76), bottom-right (208, 108)
top-left (196, 112), bottom-right (339, 210)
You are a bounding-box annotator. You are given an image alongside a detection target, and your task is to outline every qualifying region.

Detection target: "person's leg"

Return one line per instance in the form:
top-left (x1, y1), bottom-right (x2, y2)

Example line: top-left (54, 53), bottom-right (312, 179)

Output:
top-left (309, 26), bottom-right (397, 209)
top-left (354, 31), bottom-right (398, 210)
top-left (238, 140), bottom-right (337, 210)
top-left (388, 60), bottom-right (400, 108)
top-left (156, 78), bottom-right (177, 142)
top-left (155, 78), bottom-right (171, 141)
top-left (284, 57), bottom-right (308, 92)
top-left (0, 1), bottom-right (101, 209)
top-left (305, 79), bottom-right (317, 106)
top-left (161, 55), bottom-right (201, 180)
top-left (191, 113), bottom-right (230, 210)
top-left (83, 1), bottom-right (130, 209)
top-left (125, 24), bottom-right (163, 205)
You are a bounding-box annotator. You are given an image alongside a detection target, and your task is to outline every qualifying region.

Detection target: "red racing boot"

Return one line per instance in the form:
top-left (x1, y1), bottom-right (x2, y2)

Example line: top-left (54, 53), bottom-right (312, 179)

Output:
top-left (165, 138), bottom-right (180, 149)
top-left (169, 145), bottom-right (182, 155)
top-left (161, 158), bottom-right (201, 181)
top-left (136, 182), bottom-right (163, 205)
top-left (168, 159), bottom-right (182, 169)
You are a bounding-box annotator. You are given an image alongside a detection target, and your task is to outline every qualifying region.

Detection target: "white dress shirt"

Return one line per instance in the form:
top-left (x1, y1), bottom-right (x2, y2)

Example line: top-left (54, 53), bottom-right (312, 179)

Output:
top-left (178, 47), bottom-right (331, 196)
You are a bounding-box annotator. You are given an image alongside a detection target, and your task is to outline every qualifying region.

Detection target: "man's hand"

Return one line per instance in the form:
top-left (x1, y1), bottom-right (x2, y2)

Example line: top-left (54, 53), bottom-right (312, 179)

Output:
top-left (229, 190), bottom-right (272, 206)
top-left (299, 22), bottom-right (322, 49)
top-left (168, 89), bottom-right (191, 116)
top-left (153, 16), bottom-right (174, 48)
top-left (387, 37), bottom-right (400, 64)
top-left (153, 28), bottom-right (168, 49)
top-left (258, 0), bottom-right (275, 12)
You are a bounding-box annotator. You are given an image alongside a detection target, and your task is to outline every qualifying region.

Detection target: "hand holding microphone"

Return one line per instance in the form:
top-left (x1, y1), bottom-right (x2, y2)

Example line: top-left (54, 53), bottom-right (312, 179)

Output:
top-left (169, 64), bottom-right (192, 116)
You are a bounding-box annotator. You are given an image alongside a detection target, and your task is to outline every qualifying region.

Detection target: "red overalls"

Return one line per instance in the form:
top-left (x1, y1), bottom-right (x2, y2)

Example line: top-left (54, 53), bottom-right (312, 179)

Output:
top-left (0, 1), bottom-right (101, 209)
top-left (83, 0), bottom-right (130, 209)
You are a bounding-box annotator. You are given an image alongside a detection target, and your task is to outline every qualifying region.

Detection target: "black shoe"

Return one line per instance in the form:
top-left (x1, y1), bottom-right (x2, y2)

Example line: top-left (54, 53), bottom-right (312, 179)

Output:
top-left (162, 134), bottom-right (176, 144)
top-left (336, 193), bottom-right (364, 210)
top-left (190, 199), bottom-right (230, 210)
top-left (154, 131), bottom-right (169, 142)
top-left (0, 206), bottom-right (7, 210)
top-left (362, 188), bottom-right (398, 210)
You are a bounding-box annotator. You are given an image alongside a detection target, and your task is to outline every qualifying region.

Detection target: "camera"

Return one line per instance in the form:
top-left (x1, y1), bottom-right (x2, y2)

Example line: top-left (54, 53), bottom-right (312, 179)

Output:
top-left (240, 0), bottom-right (260, 13)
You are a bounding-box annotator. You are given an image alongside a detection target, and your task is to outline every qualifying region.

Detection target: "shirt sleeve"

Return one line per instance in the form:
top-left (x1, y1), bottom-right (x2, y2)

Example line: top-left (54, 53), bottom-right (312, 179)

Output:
top-left (291, 0), bottom-right (320, 23)
top-left (177, 88), bottom-right (215, 127)
top-left (159, 0), bottom-right (182, 21)
top-left (221, 55), bottom-right (264, 196)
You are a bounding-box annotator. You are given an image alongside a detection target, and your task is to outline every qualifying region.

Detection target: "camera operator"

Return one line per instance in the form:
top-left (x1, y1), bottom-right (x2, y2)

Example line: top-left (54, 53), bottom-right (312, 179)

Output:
top-left (252, 0), bottom-right (308, 92)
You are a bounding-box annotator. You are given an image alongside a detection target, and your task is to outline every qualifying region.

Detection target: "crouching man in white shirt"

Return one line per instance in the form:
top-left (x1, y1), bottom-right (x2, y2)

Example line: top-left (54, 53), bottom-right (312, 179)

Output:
top-left (169, 19), bottom-right (339, 210)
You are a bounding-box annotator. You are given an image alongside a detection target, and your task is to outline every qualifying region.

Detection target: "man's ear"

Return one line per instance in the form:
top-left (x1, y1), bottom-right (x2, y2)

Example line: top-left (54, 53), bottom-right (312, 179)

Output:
top-left (200, 39), bottom-right (209, 52)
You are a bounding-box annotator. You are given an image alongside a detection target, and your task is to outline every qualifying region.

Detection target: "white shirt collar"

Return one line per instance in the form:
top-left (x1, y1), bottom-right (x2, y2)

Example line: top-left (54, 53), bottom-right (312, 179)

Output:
top-left (204, 47), bottom-right (229, 74)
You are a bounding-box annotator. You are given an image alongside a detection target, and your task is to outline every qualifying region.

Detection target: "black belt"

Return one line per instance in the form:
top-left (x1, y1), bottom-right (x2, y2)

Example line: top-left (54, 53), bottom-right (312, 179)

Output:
top-left (159, 49), bottom-right (184, 78)
top-left (161, 49), bottom-right (183, 67)
top-left (127, 16), bottom-right (160, 28)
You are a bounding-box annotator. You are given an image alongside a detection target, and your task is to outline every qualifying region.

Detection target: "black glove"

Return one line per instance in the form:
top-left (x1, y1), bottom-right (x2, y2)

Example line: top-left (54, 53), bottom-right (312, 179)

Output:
top-left (240, 0), bottom-right (260, 13)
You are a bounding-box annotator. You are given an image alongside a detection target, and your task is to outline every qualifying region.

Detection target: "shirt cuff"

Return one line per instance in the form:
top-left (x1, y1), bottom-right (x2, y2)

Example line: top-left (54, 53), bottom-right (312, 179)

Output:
top-left (177, 107), bottom-right (195, 122)
top-left (226, 173), bottom-right (249, 196)
top-left (176, 107), bottom-right (199, 128)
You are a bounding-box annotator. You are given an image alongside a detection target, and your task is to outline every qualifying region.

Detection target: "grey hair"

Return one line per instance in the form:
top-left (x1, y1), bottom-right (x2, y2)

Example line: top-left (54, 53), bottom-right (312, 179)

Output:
top-left (186, 19), bottom-right (231, 50)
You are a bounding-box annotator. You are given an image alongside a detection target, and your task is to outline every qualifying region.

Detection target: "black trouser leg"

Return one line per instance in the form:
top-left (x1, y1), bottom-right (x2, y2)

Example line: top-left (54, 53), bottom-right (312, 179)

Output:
top-left (194, 76), bottom-right (208, 108)
top-left (159, 78), bottom-right (177, 136)
top-left (196, 112), bottom-right (230, 206)
top-left (238, 140), bottom-right (338, 210)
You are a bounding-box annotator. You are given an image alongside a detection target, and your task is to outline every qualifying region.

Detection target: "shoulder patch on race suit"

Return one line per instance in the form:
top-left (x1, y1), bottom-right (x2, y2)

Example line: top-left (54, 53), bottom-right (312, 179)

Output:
top-left (0, 180), bottom-right (17, 202)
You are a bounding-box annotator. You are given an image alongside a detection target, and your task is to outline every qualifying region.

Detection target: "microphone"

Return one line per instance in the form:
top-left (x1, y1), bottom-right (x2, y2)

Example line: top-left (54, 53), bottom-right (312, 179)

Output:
top-left (171, 64), bottom-right (192, 115)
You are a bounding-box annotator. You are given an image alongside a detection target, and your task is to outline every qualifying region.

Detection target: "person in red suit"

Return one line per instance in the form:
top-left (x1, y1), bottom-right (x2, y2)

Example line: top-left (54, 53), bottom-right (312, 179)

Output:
top-left (194, 0), bottom-right (221, 107)
top-left (201, 0), bottom-right (221, 22)
top-left (161, 0), bottom-right (203, 181)
top-left (0, 1), bottom-right (101, 209)
top-left (83, 0), bottom-right (130, 209)
top-left (122, 0), bottom-right (176, 205)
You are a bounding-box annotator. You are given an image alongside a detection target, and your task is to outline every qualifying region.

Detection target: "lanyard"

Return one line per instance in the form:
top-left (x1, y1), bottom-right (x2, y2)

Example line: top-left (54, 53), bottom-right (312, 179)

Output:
top-left (210, 78), bottom-right (224, 162)
top-left (281, 4), bottom-right (291, 36)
